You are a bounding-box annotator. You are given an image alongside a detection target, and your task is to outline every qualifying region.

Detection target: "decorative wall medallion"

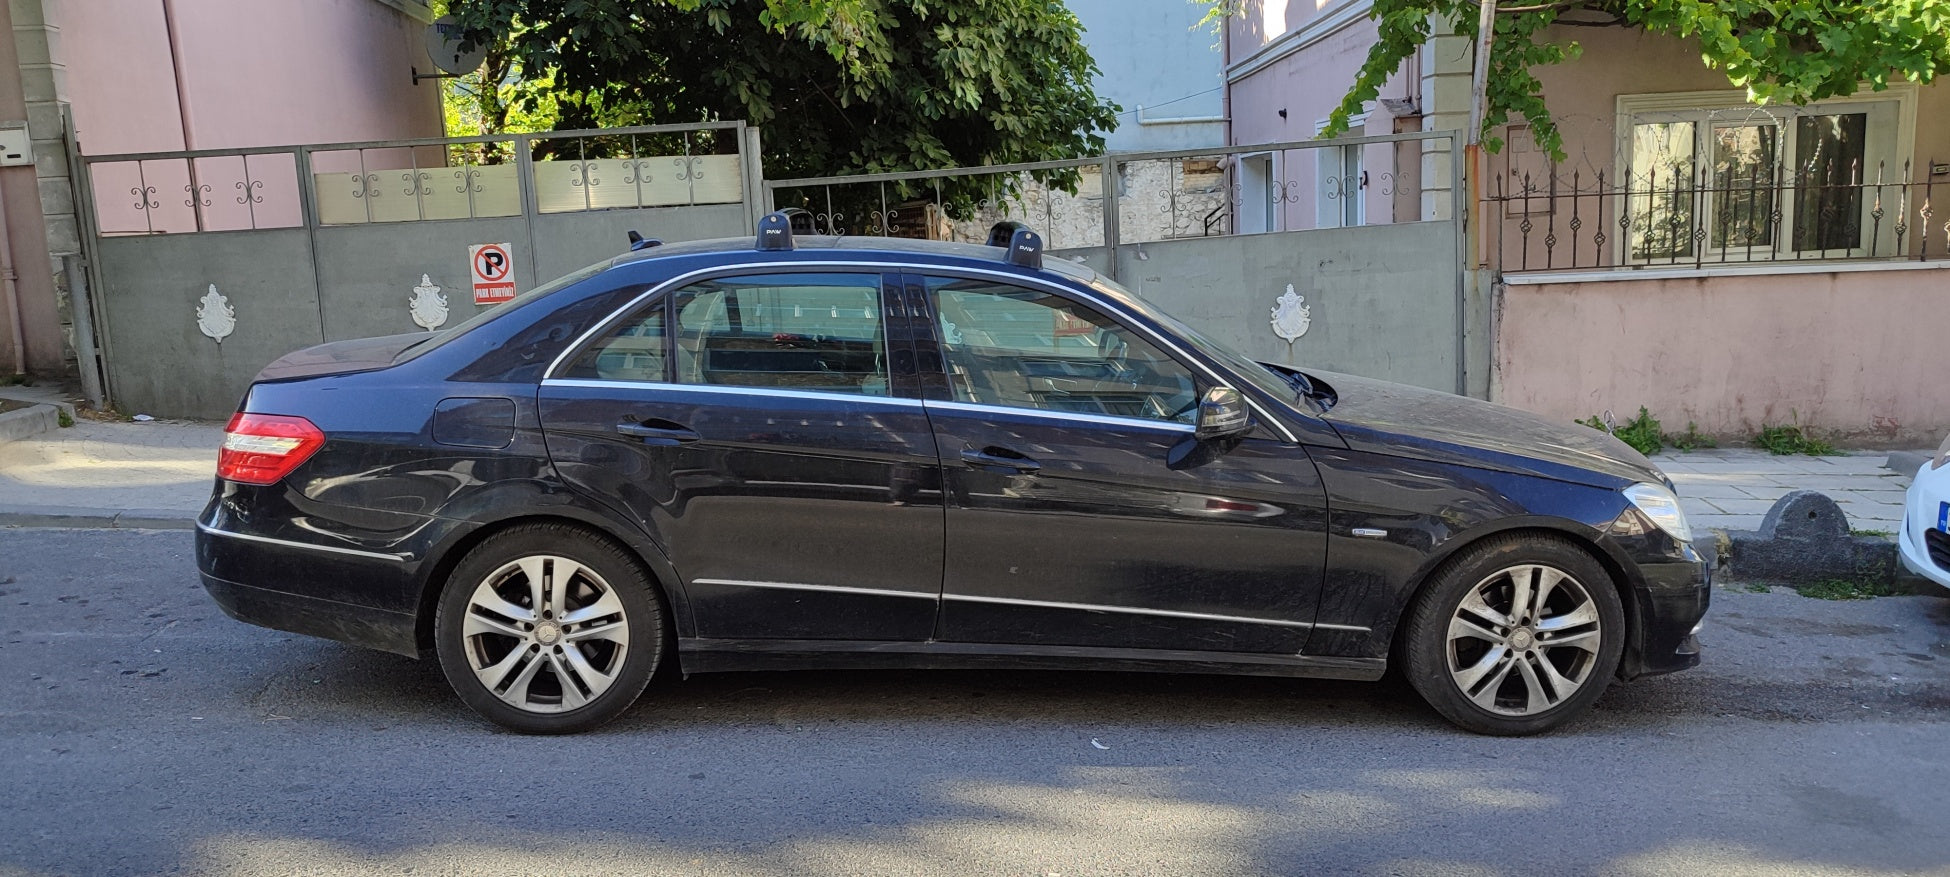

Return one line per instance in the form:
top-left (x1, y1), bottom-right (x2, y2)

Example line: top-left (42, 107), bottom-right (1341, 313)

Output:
top-left (196, 284), bottom-right (235, 343)
top-left (1270, 284), bottom-right (1311, 342)
top-left (408, 274), bottom-right (449, 330)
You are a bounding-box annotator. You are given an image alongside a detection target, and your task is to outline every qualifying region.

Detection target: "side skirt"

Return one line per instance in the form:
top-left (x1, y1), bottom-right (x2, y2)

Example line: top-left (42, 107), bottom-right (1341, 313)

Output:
top-left (676, 638), bottom-right (1388, 681)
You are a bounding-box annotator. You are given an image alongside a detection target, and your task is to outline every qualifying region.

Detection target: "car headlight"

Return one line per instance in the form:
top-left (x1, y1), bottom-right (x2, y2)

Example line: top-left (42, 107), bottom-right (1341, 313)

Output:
top-left (1624, 482), bottom-right (1693, 543)
top-left (1933, 431), bottom-right (1949, 470)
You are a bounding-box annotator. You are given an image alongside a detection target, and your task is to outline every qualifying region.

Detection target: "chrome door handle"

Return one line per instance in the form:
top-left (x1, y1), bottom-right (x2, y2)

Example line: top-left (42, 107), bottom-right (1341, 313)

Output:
top-left (615, 421), bottom-right (700, 446)
top-left (960, 447), bottom-right (1040, 473)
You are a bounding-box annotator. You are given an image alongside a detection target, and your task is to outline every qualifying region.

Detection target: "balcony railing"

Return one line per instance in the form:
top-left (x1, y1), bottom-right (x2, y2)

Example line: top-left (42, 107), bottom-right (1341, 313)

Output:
top-left (1486, 159), bottom-right (1946, 273)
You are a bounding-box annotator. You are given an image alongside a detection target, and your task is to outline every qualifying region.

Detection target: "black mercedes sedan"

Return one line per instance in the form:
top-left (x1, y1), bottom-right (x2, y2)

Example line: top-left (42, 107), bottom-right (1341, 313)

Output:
top-left (196, 214), bottom-right (1708, 736)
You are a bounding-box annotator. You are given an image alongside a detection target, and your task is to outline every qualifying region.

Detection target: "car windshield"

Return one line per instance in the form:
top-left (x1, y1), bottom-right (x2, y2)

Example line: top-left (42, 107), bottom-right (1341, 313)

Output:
top-left (1082, 276), bottom-right (1307, 407)
top-left (395, 259), bottom-right (611, 362)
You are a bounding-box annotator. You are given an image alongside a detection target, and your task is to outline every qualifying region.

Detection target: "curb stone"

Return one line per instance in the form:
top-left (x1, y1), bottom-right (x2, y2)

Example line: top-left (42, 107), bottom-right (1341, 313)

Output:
top-left (0, 402), bottom-right (60, 446)
top-left (0, 505), bottom-right (196, 530)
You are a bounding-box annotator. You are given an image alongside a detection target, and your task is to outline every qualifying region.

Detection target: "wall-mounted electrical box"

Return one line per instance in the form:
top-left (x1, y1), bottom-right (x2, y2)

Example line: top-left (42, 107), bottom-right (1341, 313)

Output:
top-left (0, 121), bottom-right (32, 167)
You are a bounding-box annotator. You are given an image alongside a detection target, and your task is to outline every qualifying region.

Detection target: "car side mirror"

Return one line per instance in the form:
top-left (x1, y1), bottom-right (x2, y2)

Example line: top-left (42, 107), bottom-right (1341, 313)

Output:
top-left (1195, 386), bottom-right (1253, 442)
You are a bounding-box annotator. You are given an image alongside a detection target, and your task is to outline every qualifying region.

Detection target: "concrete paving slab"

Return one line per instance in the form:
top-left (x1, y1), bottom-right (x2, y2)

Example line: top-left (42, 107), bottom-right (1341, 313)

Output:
top-left (0, 417), bottom-right (219, 518)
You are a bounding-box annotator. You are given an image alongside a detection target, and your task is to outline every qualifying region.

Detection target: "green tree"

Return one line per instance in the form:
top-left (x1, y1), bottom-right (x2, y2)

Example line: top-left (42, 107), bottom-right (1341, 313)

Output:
top-left (446, 0), bottom-right (1118, 194)
top-left (1202, 1), bottom-right (1950, 160)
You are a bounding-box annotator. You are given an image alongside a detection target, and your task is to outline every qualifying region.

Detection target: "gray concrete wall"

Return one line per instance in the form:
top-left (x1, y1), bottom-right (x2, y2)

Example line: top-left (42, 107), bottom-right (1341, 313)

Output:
top-left (96, 229), bottom-right (324, 418)
top-left (312, 217), bottom-right (531, 342)
top-left (1111, 222), bottom-right (1463, 393)
top-left (95, 202), bottom-right (751, 419)
top-left (530, 204), bottom-right (747, 279)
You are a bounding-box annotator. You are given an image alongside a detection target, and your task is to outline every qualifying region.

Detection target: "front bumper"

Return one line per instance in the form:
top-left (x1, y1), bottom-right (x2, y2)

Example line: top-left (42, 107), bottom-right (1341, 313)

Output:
top-left (1619, 545), bottom-right (1710, 679)
top-left (1899, 466), bottom-right (1950, 590)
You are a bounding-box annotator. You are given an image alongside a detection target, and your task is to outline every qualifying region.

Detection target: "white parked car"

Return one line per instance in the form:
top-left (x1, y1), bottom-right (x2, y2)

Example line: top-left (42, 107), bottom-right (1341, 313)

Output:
top-left (1900, 433), bottom-right (1950, 590)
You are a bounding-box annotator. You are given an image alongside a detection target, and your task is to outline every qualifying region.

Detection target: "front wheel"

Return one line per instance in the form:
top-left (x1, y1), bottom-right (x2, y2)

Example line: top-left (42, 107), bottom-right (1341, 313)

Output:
top-left (1401, 535), bottom-right (1626, 735)
top-left (434, 523), bottom-right (664, 734)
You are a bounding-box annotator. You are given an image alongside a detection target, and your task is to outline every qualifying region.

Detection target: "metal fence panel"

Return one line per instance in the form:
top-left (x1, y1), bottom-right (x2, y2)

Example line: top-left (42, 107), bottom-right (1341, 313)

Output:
top-left (95, 229), bottom-right (324, 418)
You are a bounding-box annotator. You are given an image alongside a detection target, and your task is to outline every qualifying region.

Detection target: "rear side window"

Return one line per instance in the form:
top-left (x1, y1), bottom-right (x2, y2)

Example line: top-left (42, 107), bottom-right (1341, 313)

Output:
top-left (561, 273), bottom-right (891, 397)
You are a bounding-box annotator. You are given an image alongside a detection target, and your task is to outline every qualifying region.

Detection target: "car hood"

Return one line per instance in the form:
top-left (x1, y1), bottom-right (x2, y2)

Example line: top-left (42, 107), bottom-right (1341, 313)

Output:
top-left (255, 333), bottom-right (428, 383)
top-left (1310, 370), bottom-right (1662, 488)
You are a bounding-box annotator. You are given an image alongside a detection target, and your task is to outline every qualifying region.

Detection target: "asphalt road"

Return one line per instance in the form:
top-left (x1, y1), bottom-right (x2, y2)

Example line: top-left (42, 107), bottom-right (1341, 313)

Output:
top-left (2, 528), bottom-right (1948, 877)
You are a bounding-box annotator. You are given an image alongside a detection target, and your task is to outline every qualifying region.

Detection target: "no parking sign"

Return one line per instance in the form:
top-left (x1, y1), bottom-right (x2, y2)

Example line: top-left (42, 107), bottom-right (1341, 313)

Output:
top-left (469, 242), bottom-right (516, 305)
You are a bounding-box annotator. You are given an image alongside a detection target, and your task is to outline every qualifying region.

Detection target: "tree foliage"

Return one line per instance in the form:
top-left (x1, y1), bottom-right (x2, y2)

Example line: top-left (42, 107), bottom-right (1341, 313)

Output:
top-left (445, 0), bottom-right (1119, 185)
top-left (1206, 1), bottom-right (1950, 160)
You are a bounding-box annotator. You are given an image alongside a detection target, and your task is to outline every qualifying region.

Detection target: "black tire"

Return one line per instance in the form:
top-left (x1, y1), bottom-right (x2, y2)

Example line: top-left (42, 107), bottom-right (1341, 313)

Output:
top-left (433, 523), bottom-right (664, 734)
top-left (1400, 534), bottom-right (1626, 736)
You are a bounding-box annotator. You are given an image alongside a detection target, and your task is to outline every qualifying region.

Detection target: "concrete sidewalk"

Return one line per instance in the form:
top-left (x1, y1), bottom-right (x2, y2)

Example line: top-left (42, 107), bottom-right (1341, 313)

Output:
top-left (1651, 448), bottom-right (1914, 535)
top-left (0, 414), bottom-right (220, 527)
top-left (0, 406), bottom-right (1926, 537)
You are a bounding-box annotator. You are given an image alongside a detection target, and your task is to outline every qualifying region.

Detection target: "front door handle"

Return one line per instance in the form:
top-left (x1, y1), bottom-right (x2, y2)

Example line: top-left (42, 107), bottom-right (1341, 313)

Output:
top-left (616, 419), bottom-right (701, 446)
top-left (960, 446), bottom-right (1040, 473)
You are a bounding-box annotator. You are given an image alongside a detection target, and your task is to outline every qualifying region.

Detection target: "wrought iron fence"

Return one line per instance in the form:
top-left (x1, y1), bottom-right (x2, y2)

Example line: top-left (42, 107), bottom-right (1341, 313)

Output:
top-left (762, 130), bottom-right (1461, 254)
top-left (1487, 159), bottom-right (1948, 273)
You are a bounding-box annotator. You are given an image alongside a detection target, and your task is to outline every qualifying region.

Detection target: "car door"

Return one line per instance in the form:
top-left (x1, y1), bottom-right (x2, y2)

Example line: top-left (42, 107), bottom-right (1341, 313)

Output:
top-left (538, 270), bottom-right (943, 642)
top-left (908, 272), bottom-right (1330, 654)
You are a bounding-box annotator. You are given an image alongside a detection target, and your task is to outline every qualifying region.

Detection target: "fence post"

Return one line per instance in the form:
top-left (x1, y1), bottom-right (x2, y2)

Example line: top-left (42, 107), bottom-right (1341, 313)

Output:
top-left (61, 254), bottom-right (102, 409)
top-left (296, 146), bottom-right (328, 345)
top-left (743, 124), bottom-right (768, 231)
top-left (516, 133), bottom-right (541, 289)
top-left (1100, 154), bottom-right (1120, 280)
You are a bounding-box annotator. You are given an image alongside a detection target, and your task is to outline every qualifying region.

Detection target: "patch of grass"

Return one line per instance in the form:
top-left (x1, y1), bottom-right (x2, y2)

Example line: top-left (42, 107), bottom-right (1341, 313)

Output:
top-left (1754, 413), bottom-right (1840, 456)
top-left (1795, 578), bottom-right (1895, 601)
top-left (56, 409), bottom-right (72, 428)
top-left (0, 373), bottom-right (29, 386)
top-left (1850, 528), bottom-right (1892, 538)
top-left (1739, 582), bottom-right (1772, 594)
top-left (1578, 406), bottom-right (1663, 456)
top-left (1665, 421), bottom-right (1717, 450)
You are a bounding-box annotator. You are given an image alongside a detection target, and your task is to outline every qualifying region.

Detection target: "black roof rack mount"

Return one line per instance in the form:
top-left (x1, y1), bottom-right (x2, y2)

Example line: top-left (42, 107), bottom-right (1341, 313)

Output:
top-left (756, 210), bottom-right (798, 251)
top-left (987, 220), bottom-right (1042, 269)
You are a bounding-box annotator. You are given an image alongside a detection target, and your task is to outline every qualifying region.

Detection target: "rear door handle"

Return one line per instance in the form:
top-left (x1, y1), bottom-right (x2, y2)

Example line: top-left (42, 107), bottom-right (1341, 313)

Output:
top-left (616, 420), bottom-right (701, 446)
top-left (960, 446), bottom-right (1040, 473)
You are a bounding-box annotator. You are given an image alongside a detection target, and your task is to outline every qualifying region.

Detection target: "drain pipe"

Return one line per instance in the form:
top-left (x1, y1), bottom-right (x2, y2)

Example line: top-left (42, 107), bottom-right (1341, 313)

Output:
top-left (0, 175), bottom-right (24, 376)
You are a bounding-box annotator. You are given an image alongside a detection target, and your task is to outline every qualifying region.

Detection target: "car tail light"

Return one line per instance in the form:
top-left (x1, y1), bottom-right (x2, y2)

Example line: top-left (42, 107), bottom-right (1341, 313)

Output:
top-left (217, 413), bottom-right (325, 485)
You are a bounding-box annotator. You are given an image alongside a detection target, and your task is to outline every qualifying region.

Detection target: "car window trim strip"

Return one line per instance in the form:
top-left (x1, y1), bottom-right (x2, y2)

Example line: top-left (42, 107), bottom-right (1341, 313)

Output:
top-left (542, 260), bottom-right (1299, 443)
top-left (196, 522), bottom-right (411, 562)
top-left (541, 378), bottom-right (926, 408)
top-left (924, 399), bottom-right (1196, 433)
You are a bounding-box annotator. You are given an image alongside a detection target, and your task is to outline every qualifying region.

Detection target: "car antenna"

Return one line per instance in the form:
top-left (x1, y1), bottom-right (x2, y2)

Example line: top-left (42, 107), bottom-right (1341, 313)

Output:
top-left (626, 230), bottom-right (662, 251)
top-left (756, 210), bottom-right (798, 252)
top-left (986, 220), bottom-right (1042, 269)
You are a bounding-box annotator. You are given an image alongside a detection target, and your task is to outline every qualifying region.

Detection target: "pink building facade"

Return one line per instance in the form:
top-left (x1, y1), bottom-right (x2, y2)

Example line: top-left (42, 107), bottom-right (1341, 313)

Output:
top-left (0, 0), bottom-right (442, 375)
top-left (1225, 2), bottom-right (1950, 444)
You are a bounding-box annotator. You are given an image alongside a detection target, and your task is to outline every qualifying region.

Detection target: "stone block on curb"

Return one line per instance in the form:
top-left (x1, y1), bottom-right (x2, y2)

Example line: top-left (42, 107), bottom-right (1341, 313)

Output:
top-left (1723, 490), bottom-right (1897, 585)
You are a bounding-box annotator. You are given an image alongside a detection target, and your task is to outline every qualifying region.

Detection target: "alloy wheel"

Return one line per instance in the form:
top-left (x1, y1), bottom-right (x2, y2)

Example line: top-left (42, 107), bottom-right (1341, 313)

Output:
top-left (460, 555), bottom-right (631, 714)
top-left (1445, 563), bottom-right (1603, 716)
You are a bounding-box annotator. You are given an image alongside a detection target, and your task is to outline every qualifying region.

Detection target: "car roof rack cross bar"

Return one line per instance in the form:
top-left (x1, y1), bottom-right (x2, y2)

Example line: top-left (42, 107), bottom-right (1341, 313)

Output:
top-left (987, 221), bottom-right (1042, 269)
top-left (756, 210), bottom-right (799, 251)
top-left (626, 230), bottom-right (663, 252)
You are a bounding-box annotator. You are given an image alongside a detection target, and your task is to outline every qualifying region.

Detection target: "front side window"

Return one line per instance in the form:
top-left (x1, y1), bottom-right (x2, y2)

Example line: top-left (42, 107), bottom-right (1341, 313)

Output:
top-left (928, 277), bottom-right (1199, 424)
top-left (561, 273), bottom-right (891, 396)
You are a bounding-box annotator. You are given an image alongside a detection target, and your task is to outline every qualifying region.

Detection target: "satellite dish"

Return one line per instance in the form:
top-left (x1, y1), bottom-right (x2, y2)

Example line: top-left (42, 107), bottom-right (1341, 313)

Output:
top-left (425, 15), bottom-right (487, 76)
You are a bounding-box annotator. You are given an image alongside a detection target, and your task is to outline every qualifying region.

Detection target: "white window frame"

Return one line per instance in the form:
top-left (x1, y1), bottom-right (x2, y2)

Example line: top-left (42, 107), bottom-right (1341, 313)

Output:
top-left (1613, 85), bottom-right (1917, 263)
top-left (1313, 114), bottom-right (1368, 229)
top-left (1237, 151), bottom-right (1280, 234)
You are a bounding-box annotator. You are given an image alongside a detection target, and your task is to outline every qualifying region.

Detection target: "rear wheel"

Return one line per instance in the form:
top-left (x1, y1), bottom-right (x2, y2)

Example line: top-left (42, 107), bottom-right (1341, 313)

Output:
top-left (434, 523), bottom-right (663, 734)
top-left (1401, 535), bottom-right (1625, 735)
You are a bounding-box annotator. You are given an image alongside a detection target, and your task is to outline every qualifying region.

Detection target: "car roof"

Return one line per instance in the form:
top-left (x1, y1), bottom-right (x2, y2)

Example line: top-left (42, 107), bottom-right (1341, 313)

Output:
top-left (608, 230), bottom-right (1105, 285)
